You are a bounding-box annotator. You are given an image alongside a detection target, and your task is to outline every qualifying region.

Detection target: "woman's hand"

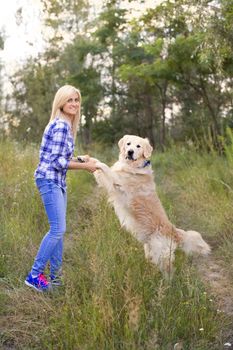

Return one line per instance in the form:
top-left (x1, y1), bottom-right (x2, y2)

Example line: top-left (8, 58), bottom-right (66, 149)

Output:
top-left (72, 154), bottom-right (90, 163)
top-left (68, 156), bottom-right (100, 172)
top-left (84, 159), bottom-right (99, 173)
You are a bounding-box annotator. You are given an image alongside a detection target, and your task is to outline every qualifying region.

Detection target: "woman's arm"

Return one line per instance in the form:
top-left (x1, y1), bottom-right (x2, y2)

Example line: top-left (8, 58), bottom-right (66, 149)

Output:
top-left (49, 121), bottom-right (98, 173)
top-left (68, 159), bottom-right (98, 173)
top-left (50, 122), bottom-right (71, 170)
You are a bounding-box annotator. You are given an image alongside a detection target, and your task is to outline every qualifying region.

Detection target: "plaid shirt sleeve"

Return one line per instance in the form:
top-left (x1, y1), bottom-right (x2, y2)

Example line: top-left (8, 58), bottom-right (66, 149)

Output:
top-left (50, 122), bottom-right (70, 170)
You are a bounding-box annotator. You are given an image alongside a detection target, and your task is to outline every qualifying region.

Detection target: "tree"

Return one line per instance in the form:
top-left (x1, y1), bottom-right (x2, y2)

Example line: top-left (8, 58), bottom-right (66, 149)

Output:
top-left (6, 0), bottom-right (233, 149)
top-left (7, 59), bottom-right (58, 141)
top-left (117, 0), bottom-right (233, 148)
top-left (58, 36), bottom-right (103, 144)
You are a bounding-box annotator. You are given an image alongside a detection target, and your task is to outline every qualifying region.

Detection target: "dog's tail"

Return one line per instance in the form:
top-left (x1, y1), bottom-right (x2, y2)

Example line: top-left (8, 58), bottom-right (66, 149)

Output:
top-left (176, 228), bottom-right (211, 256)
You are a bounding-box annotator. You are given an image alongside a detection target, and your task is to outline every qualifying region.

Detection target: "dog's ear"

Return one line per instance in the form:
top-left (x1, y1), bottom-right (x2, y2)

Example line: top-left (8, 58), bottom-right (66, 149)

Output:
top-left (118, 137), bottom-right (125, 151)
top-left (118, 135), bottom-right (129, 152)
top-left (143, 138), bottom-right (153, 158)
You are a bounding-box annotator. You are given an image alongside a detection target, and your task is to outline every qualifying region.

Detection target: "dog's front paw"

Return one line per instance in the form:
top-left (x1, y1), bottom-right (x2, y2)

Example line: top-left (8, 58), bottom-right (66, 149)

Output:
top-left (93, 168), bottom-right (105, 185)
top-left (96, 162), bottom-right (109, 171)
top-left (76, 155), bottom-right (90, 163)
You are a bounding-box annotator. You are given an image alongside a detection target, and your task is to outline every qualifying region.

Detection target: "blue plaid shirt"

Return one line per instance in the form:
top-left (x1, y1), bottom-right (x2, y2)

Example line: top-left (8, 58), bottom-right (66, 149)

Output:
top-left (34, 117), bottom-right (74, 191)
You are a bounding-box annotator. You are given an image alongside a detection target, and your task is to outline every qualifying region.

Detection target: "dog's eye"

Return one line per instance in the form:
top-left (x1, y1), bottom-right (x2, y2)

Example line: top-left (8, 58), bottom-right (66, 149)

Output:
top-left (136, 145), bottom-right (141, 148)
top-left (127, 142), bottom-right (131, 146)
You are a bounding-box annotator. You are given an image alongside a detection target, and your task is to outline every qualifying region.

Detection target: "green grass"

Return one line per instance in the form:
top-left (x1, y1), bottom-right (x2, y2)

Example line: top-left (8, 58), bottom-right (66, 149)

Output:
top-left (0, 139), bottom-right (232, 349)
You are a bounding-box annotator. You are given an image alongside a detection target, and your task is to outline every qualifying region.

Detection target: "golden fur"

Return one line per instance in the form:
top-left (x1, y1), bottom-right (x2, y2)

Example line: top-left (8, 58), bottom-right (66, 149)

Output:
top-left (93, 135), bottom-right (210, 279)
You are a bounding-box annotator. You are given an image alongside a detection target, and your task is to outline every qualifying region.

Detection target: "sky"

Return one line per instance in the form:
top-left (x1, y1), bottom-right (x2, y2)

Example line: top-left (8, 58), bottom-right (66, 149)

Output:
top-left (0, 0), bottom-right (44, 71)
top-left (0, 0), bottom-right (45, 94)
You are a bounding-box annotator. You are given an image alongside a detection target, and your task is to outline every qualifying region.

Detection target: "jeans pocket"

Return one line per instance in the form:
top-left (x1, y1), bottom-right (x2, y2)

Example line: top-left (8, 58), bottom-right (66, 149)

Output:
top-left (36, 179), bottom-right (53, 196)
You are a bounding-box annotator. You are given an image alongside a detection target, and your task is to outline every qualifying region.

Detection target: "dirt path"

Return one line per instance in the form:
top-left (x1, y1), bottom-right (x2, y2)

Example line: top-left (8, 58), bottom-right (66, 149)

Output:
top-left (197, 255), bottom-right (233, 315)
top-left (196, 255), bottom-right (233, 348)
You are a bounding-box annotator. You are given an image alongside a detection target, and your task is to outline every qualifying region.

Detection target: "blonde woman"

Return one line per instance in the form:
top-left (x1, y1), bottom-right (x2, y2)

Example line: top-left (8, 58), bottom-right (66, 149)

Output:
top-left (25, 85), bottom-right (98, 292)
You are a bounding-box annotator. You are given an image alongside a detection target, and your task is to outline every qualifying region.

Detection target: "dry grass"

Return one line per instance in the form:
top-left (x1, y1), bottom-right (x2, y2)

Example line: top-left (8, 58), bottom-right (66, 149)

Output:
top-left (0, 139), bottom-right (232, 349)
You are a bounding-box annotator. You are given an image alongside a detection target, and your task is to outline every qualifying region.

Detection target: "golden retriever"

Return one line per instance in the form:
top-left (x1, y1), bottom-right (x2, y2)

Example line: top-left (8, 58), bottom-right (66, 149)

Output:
top-left (93, 135), bottom-right (210, 279)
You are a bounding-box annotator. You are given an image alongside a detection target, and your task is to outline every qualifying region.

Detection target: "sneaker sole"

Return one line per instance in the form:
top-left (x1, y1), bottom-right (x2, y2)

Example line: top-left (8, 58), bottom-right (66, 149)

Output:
top-left (51, 282), bottom-right (63, 287)
top-left (25, 280), bottom-right (45, 292)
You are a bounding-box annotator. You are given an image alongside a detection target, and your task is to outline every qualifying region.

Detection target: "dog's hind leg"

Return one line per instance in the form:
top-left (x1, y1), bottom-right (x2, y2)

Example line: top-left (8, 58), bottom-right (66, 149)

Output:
top-left (147, 235), bottom-right (177, 280)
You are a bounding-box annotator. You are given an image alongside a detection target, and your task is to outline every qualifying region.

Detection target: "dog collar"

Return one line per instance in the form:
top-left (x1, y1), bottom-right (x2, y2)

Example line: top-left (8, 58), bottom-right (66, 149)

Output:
top-left (142, 160), bottom-right (151, 168)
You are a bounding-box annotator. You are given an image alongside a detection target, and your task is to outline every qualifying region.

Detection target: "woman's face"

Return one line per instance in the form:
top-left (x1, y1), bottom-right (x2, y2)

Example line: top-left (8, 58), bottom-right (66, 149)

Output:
top-left (62, 92), bottom-right (80, 119)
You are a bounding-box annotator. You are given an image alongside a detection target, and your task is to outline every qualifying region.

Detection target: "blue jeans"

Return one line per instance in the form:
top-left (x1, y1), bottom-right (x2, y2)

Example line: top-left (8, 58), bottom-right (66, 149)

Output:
top-left (31, 178), bottom-right (67, 277)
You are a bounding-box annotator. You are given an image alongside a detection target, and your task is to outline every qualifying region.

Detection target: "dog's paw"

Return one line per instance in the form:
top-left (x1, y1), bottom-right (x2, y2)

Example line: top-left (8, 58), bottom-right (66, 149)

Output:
top-left (88, 156), bottom-right (99, 163)
top-left (76, 155), bottom-right (90, 163)
top-left (95, 162), bottom-right (109, 171)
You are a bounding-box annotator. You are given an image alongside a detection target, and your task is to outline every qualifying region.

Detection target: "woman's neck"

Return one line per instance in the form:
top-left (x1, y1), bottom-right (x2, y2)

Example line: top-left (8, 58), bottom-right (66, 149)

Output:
top-left (59, 112), bottom-right (74, 128)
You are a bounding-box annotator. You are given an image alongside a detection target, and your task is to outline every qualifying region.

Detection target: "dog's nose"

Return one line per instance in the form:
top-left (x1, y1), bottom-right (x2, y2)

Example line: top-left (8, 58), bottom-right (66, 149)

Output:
top-left (127, 149), bottom-right (134, 160)
top-left (128, 150), bottom-right (134, 156)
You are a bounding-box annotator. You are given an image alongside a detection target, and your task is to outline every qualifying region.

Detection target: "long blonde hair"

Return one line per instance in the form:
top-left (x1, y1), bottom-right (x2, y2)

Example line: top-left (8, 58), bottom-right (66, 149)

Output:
top-left (50, 85), bottom-right (81, 142)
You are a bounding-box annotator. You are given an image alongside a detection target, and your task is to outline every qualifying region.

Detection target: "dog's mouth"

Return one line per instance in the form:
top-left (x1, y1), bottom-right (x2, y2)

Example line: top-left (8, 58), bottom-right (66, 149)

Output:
top-left (126, 154), bottom-right (136, 161)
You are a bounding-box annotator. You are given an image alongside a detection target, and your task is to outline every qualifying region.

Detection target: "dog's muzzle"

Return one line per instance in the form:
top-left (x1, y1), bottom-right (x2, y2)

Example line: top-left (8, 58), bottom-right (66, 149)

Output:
top-left (127, 149), bottom-right (135, 160)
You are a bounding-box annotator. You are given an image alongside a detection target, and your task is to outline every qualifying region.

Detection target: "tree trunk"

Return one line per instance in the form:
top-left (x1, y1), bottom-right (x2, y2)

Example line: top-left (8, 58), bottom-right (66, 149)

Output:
top-left (144, 92), bottom-right (156, 147)
top-left (156, 82), bottom-right (168, 150)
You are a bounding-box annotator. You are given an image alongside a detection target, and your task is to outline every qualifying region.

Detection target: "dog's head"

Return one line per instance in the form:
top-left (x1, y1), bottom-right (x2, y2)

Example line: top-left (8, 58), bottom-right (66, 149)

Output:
top-left (118, 135), bottom-right (153, 166)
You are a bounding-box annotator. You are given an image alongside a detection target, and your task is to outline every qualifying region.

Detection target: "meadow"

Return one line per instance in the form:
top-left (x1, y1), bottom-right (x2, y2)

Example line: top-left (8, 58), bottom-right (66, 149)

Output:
top-left (1, 139), bottom-right (233, 349)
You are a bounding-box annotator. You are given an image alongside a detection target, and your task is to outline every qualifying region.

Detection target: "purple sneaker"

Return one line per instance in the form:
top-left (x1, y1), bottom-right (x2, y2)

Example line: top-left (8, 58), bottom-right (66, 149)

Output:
top-left (25, 272), bottom-right (51, 292)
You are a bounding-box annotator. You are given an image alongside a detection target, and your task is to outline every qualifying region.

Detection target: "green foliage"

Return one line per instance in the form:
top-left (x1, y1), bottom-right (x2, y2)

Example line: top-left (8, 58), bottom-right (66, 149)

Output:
top-left (223, 127), bottom-right (233, 165)
top-left (8, 60), bottom-right (58, 142)
top-left (94, 3), bottom-right (126, 45)
top-left (91, 118), bottom-right (117, 145)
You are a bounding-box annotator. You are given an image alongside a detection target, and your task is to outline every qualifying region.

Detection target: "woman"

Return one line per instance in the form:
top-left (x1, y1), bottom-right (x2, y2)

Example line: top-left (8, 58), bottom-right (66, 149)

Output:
top-left (25, 84), bottom-right (98, 292)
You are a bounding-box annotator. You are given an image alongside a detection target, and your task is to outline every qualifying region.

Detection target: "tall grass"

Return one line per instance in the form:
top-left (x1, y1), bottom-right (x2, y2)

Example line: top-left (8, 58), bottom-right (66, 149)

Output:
top-left (223, 128), bottom-right (233, 166)
top-left (0, 139), bottom-right (232, 349)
